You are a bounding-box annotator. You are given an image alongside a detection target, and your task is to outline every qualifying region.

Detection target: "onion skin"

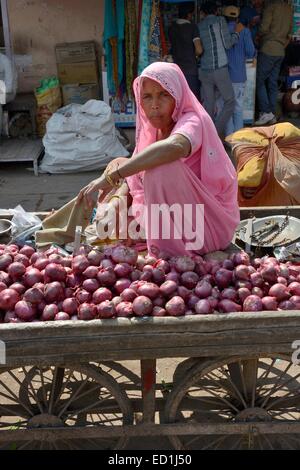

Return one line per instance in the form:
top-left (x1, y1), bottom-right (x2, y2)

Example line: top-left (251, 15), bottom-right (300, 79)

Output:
top-left (7, 262), bottom-right (26, 280)
top-left (195, 280), bottom-right (212, 299)
top-left (23, 287), bottom-right (44, 305)
top-left (221, 288), bottom-right (238, 302)
top-left (288, 282), bottom-right (300, 296)
top-left (92, 287), bottom-right (113, 304)
top-left (180, 271), bottom-right (199, 289)
top-left (278, 300), bottom-right (297, 311)
top-left (0, 288), bottom-right (20, 310)
top-left (152, 306), bottom-right (167, 317)
top-left (268, 283), bottom-right (290, 302)
top-left (159, 280), bottom-right (178, 297)
top-left (0, 254), bottom-right (13, 270)
top-left (243, 295), bottom-right (263, 312)
top-left (97, 300), bottom-right (116, 319)
top-left (218, 299), bottom-right (242, 313)
top-left (82, 266), bottom-right (99, 279)
top-left (42, 304), bottom-right (59, 321)
top-left (78, 303), bottom-right (97, 321)
top-left (238, 287), bottom-right (251, 303)
top-left (116, 301), bottom-right (134, 317)
top-left (72, 255), bottom-right (89, 274)
top-left (195, 299), bottom-right (213, 315)
top-left (82, 278), bottom-right (100, 293)
top-left (261, 296), bottom-right (278, 311)
top-left (55, 312), bottom-right (71, 321)
top-left (114, 278), bottom-right (132, 294)
top-left (62, 298), bottom-right (78, 315)
top-left (44, 282), bottom-right (65, 303)
top-left (132, 296), bottom-right (153, 316)
top-left (137, 282), bottom-right (160, 299)
top-left (15, 300), bottom-right (36, 321)
top-left (214, 269), bottom-right (233, 289)
top-left (23, 268), bottom-right (43, 288)
top-left (165, 296), bottom-right (185, 316)
top-left (120, 288), bottom-right (138, 302)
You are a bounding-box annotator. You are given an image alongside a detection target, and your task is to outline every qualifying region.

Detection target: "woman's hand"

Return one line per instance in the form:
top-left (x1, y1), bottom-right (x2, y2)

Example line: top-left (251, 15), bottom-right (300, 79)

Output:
top-left (77, 174), bottom-right (111, 208)
top-left (106, 157), bottom-right (129, 176)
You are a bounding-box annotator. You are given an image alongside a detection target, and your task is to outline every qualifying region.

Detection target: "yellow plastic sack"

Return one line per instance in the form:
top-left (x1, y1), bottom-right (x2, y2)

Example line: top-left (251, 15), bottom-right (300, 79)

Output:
top-left (226, 128), bottom-right (268, 146)
top-left (238, 156), bottom-right (265, 187)
top-left (35, 86), bottom-right (62, 137)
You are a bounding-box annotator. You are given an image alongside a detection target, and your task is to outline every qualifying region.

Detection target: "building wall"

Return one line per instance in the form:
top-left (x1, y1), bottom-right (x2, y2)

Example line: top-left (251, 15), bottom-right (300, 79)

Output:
top-left (7, 0), bottom-right (104, 92)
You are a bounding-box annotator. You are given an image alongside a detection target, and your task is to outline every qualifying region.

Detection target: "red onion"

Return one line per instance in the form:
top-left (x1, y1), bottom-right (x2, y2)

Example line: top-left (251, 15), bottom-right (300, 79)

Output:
top-left (15, 300), bottom-right (36, 321)
top-left (290, 296), bottom-right (300, 308)
top-left (0, 254), bottom-right (12, 270)
top-left (62, 298), bottom-right (78, 315)
top-left (166, 271), bottom-right (180, 283)
top-left (64, 287), bottom-right (74, 298)
top-left (0, 281), bottom-right (7, 293)
top-left (115, 278), bottom-right (132, 294)
top-left (9, 282), bottom-right (26, 295)
top-left (14, 254), bottom-right (30, 267)
top-left (195, 299), bottom-right (213, 315)
top-left (261, 265), bottom-right (278, 284)
top-left (288, 282), bottom-right (300, 296)
top-left (44, 263), bottom-right (67, 282)
top-left (152, 295), bottom-right (166, 307)
top-left (195, 280), bottom-right (212, 299)
top-left (0, 288), bottom-right (20, 310)
top-left (215, 269), bottom-right (233, 289)
top-left (137, 282), bottom-right (160, 299)
top-left (5, 244), bottom-right (19, 255)
top-left (132, 296), bottom-right (153, 316)
top-left (173, 256), bottom-right (195, 273)
top-left (120, 288), bottom-right (138, 302)
top-left (78, 303), bottom-right (97, 320)
top-left (159, 280), bottom-right (178, 297)
top-left (243, 295), bottom-right (263, 312)
top-left (207, 296), bottom-right (218, 309)
top-left (232, 252), bottom-right (250, 266)
top-left (221, 288), bottom-right (238, 302)
top-left (82, 278), bottom-right (100, 293)
top-left (140, 271), bottom-right (153, 282)
top-left (92, 287), bottom-right (113, 304)
top-left (4, 311), bottom-right (17, 323)
top-left (277, 276), bottom-right (288, 286)
top-left (76, 289), bottom-right (92, 304)
top-left (30, 252), bottom-right (45, 264)
top-left (252, 287), bottom-right (264, 298)
top-left (279, 265), bottom-right (289, 279)
top-left (218, 299), bottom-right (242, 313)
top-left (100, 259), bottom-right (115, 269)
top-left (72, 255), bottom-right (89, 274)
top-left (154, 259), bottom-right (170, 273)
top-left (42, 304), bottom-right (59, 321)
top-left (97, 268), bottom-right (117, 287)
top-left (238, 287), bottom-right (251, 303)
top-left (55, 312), bottom-right (71, 321)
top-left (87, 249), bottom-right (104, 266)
top-left (261, 296), bottom-right (278, 311)
top-left (181, 271), bottom-right (199, 289)
top-left (278, 300), bottom-right (297, 311)
top-left (116, 301), bottom-right (134, 317)
top-left (37, 300), bottom-right (47, 314)
top-left (252, 258), bottom-right (262, 269)
top-left (268, 283), bottom-right (290, 301)
top-left (145, 255), bottom-right (157, 266)
top-left (235, 280), bottom-right (252, 290)
top-left (82, 265), bottom-right (99, 279)
top-left (114, 263), bottom-right (132, 278)
top-left (152, 268), bottom-right (166, 285)
top-left (111, 296), bottom-right (122, 307)
top-left (66, 273), bottom-right (82, 288)
top-left (187, 294), bottom-right (200, 309)
top-left (136, 255), bottom-right (147, 270)
top-left (19, 246), bottom-right (35, 258)
top-left (23, 268), bottom-right (43, 287)
top-left (152, 306), bottom-right (166, 317)
top-left (195, 262), bottom-right (207, 277)
top-left (222, 259), bottom-right (234, 270)
top-left (111, 246), bottom-right (138, 265)
top-left (177, 285), bottom-right (191, 301)
top-left (250, 272), bottom-right (264, 287)
top-left (23, 287), bottom-right (44, 304)
top-left (97, 300), bottom-right (116, 319)
top-left (130, 269), bottom-right (142, 282)
top-left (234, 265), bottom-right (250, 281)
top-left (165, 296), bottom-right (185, 316)
top-left (44, 282), bottom-right (64, 303)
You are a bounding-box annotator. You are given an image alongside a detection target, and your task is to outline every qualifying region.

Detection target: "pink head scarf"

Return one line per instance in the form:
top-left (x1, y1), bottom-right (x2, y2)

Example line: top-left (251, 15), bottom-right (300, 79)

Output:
top-left (126, 62), bottom-right (209, 206)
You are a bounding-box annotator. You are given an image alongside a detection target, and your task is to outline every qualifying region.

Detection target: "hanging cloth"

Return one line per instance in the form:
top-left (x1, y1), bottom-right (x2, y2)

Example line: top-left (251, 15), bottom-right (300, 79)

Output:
top-left (148, 0), bottom-right (161, 64)
top-left (137, 0), bottom-right (152, 75)
top-left (103, 0), bottom-right (125, 95)
top-left (125, 0), bottom-right (137, 97)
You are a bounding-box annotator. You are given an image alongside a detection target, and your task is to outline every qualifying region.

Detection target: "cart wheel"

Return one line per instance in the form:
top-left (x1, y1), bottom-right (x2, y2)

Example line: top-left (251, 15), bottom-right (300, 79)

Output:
top-left (0, 363), bottom-right (133, 450)
top-left (164, 355), bottom-right (300, 449)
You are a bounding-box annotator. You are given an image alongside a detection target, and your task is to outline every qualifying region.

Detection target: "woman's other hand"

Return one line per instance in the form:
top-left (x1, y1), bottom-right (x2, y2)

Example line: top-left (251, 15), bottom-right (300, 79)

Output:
top-left (77, 174), bottom-right (111, 208)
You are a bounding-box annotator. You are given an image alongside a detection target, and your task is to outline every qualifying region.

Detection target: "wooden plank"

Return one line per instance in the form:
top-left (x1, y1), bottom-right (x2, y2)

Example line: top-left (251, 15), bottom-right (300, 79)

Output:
top-left (141, 359), bottom-right (156, 423)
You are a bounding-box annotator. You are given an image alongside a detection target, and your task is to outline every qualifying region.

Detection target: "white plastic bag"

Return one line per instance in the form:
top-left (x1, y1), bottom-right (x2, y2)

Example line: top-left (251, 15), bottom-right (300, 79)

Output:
top-left (10, 205), bottom-right (42, 243)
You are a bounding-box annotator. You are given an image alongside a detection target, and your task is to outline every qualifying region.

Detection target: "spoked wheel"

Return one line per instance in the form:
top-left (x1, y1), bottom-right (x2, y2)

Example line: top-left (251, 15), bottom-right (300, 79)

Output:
top-left (164, 355), bottom-right (300, 450)
top-left (0, 364), bottom-right (133, 449)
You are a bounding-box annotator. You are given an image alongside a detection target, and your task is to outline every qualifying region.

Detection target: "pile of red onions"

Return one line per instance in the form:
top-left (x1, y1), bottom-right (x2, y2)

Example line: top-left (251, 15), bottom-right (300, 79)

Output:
top-left (1, 242), bottom-right (300, 324)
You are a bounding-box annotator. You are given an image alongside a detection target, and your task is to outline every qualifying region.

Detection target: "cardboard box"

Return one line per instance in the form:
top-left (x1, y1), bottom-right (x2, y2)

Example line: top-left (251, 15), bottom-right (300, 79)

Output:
top-left (55, 41), bottom-right (96, 64)
top-left (62, 83), bottom-right (99, 105)
top-left (57, 61), bottom-right (99, 85)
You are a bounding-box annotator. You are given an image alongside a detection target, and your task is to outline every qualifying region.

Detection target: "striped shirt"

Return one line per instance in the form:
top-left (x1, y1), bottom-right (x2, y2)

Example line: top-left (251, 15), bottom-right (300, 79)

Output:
top-left (197, 15), bottom-right (239, 71)
top-left (227, 22), bottom-right (256, 83)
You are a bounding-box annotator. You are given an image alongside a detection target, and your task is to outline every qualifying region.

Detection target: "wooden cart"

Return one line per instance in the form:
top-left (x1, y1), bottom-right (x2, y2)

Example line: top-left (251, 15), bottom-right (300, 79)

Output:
top-left (0, 207), bottom-right (300, 450)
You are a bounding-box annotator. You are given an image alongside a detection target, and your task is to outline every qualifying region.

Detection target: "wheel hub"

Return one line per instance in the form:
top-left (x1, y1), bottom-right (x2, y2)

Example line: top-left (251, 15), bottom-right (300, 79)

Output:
top-left (28, 413), bottom-right (63, 428)
top-left (235, 407), bottom-right (272, 422)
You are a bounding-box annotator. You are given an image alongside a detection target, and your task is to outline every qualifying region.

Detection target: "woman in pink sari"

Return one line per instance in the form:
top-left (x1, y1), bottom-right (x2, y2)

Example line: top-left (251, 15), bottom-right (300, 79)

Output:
top-left (78, 62), bottom-right (240, 257)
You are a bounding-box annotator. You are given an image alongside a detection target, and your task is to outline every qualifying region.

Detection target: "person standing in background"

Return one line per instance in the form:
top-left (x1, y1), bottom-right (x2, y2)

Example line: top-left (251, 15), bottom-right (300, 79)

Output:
top-left (239, 0), bottom-right (263, 42)
top-left (168, 2), bottom-right (202, 100)
top-left (222, 5), bottom-right (256, 135)
top-left (197, 1), bottom-right (243, 140)
top-left (254, 0), bottom-right (293, 126)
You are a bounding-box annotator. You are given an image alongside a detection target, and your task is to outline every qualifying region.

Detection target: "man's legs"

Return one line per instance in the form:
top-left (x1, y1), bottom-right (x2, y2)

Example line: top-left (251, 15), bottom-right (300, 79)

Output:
top-left (228, 82), bottom-right (246, 134)
top-left (198, 69), bottom-right (215, 119)
top-left (266, 56), bottom-right (283, 115)
top-left (185, 74), bottom-right (201, 101)
top-left (214, 67), bottom-right (235, 138)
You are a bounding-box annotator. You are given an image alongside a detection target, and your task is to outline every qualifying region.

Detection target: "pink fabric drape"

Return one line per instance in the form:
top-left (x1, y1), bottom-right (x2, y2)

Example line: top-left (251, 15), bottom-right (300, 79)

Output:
top-left (126, 62), bottom-right (240, 257)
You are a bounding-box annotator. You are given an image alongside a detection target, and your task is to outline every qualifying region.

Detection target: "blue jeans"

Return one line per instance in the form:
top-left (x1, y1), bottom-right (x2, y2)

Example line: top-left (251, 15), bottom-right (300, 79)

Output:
top-left (256, 52), bottom-right (283, 114)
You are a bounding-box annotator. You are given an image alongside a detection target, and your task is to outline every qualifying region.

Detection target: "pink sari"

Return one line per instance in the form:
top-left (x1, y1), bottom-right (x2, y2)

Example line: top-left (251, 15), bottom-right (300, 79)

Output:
top-left (126, 62), bottom-right (240, 257)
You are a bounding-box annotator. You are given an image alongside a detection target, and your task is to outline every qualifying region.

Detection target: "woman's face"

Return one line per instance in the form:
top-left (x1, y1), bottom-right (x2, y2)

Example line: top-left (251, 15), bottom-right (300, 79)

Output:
top-left (140, 78), bottom-right (176, 130)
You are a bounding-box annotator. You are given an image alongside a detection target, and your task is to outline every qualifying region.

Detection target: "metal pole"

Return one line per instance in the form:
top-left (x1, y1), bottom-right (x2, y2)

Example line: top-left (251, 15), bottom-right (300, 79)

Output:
top-left (0, 0), bottom-right (12, 58)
